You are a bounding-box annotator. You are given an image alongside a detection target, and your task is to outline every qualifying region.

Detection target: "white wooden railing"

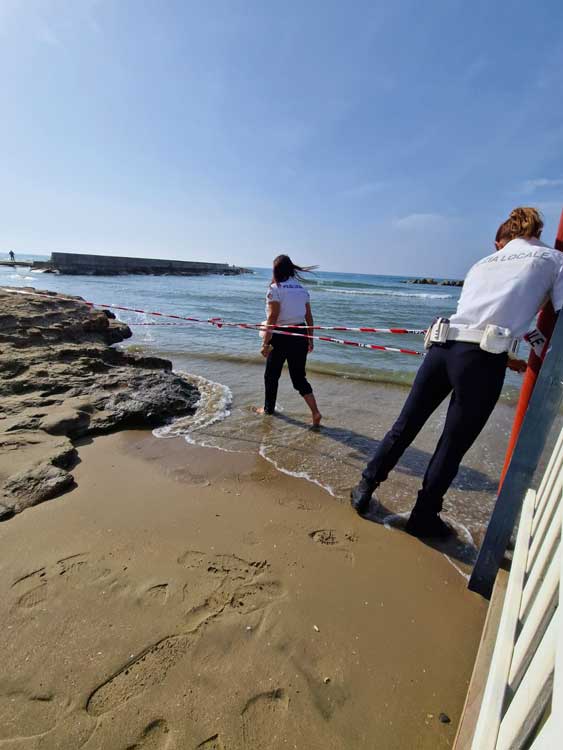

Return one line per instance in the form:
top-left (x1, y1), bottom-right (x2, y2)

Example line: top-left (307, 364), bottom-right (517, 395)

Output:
top-left (469, 426), bottom-right (563, 749)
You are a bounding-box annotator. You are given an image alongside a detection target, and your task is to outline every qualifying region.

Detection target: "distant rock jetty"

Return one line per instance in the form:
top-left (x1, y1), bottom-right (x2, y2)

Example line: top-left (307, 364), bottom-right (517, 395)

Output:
top-left (6, 251), bottom-right (251, 277)
top-left (0, 287), bottom-right (200, 519)
top-left (402, 277), bottom-right (463, 287)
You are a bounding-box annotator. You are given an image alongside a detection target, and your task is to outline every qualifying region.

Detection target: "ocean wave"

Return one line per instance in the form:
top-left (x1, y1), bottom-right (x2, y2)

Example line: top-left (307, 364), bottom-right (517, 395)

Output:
top-left (317, 287), bottom-right (454, 299)
top-left (138, 347), bottom-right (520, 404)
top-left (147, 347), bottom-right (419, 388)
top-left (306, 279), bottom-right (378, 290)
top-left (7, 273), bottom-right (34, 281)
top-left (153, 372), bottom-right (232, 439)
top-left (258, 444), bottom-right (336, 497)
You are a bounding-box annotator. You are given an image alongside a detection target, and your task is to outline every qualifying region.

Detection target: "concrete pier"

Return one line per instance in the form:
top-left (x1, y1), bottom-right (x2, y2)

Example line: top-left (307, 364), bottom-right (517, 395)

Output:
top-left (0, 261), bottom-right (33, 268)
top-left (30, 252), bottom-right (250, 277)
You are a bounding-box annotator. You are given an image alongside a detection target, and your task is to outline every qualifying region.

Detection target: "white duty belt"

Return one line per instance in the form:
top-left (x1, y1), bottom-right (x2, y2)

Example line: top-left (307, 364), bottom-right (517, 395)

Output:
top-left (425, 318), bottom-right (519, 356)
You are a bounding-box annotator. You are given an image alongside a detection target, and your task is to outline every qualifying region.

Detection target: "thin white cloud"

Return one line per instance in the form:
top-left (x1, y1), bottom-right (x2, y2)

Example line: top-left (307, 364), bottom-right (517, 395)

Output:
top-left (393, 212), bottom-right (455, 231)
top-left (522, 178), bottom-right (563, 194)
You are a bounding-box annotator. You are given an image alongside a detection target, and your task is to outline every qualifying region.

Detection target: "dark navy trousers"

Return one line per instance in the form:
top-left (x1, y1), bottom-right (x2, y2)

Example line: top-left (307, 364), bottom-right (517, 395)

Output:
top-left (264, 327), bottom-right (313, 414)
top-left (362, 341), bottom-right (507, 516)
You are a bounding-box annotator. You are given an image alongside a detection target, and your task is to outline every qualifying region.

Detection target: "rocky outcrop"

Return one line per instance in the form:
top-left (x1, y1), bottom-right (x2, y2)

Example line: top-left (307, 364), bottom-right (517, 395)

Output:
top-left (0, 288), bottom-right (199, 518)
top-left (403, 278), bottom-right (463, 287)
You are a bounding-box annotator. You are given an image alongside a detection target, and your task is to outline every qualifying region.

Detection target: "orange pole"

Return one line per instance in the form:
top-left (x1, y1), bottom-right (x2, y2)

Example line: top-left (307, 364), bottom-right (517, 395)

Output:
top-left (498, 208), bottom-right (563, 488)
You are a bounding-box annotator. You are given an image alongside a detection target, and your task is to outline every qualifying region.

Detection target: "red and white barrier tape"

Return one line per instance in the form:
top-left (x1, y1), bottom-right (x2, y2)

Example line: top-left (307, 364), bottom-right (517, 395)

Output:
top-left (216, 322), bottom-right (426, 334)
top-left (261, 328), bottom-right (422, 356)
top-left (127, 322), bottom-right (422, 355)
top-left (92, 305), bottom-right (425, 335)
top-left (1, 288), bottom-right (424, 356)
top-left (127, 321), bottom-right (425, 334)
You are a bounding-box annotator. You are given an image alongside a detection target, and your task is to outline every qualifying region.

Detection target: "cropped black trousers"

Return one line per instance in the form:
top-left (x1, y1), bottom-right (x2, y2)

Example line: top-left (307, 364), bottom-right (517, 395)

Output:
top-left (362, 341), bottom-right (508, 516)
top-left (264, 327), bottom-right (313, 414)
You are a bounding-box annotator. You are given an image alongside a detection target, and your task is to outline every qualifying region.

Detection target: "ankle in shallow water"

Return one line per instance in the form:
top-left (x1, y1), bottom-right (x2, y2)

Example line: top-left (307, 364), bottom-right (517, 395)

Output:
top-left (350, 478), bottom-right (377, 515)
top-left (405, 512), bottom-right (454, 539)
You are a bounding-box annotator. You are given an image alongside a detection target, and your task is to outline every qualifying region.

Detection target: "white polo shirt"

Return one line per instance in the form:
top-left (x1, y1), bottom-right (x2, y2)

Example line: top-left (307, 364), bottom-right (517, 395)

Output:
top-left (266, 280), bottom-right (310, 326)
top-left (450, 238), bottom-right (563, 338)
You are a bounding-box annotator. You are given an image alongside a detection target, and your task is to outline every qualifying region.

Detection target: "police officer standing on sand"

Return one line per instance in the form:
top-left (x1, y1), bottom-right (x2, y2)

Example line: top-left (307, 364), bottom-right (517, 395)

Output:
top-left (350, 207), bottom-right (563, 538)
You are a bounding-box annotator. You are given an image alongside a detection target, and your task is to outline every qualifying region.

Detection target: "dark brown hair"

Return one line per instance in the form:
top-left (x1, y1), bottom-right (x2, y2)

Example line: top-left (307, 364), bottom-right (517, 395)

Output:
top-left (271, 254), bottom-right (317, 285)
top-left (495, 220), bottom-right (514, 245)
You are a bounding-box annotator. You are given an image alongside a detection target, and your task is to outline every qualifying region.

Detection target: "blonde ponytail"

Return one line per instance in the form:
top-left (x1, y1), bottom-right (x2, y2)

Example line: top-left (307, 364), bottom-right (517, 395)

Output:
top-left (505, 207), bottom-right (544, 240)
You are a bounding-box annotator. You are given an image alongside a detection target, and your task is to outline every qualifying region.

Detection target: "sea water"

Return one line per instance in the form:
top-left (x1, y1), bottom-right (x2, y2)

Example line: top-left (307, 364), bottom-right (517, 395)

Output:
top-left (1, 256), bottom-right (519, 549)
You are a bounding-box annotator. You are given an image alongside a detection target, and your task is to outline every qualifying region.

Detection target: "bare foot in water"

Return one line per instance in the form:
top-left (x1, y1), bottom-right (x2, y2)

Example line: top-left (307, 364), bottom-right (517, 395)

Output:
top-left (253, 406), bottom-right (273, 416)
top-left (312, 411), bottom-right (322, 427)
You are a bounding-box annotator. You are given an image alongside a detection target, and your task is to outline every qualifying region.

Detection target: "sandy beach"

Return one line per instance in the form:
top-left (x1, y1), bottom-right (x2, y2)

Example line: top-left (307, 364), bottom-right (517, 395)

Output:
top-left (0, 429), bottom-right (486, 749)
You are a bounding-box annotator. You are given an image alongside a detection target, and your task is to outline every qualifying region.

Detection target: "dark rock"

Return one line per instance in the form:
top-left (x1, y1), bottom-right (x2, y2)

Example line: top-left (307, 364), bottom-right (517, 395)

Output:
top-left (439, 713), bottom-right (451, 724)
top-left (0, 287), bottom-right (199, 517)
top-left (0, 502), bottom-right (14, 521)
top-left (4, 464), bottom-right (75, 513)
top-left (403, 278), bottom-right (463, 287)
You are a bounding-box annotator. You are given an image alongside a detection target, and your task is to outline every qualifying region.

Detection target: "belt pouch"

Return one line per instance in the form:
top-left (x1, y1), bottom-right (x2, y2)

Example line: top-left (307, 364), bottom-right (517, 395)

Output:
top-left (480, 324), bottom-right (513, 354)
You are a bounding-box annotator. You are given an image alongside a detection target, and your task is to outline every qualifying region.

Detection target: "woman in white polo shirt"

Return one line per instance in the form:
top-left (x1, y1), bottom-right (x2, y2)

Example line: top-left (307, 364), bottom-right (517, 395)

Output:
top-left (258, 254), bottom-right (322, 426)
top-left (351, 207), bottom-right (563, 538)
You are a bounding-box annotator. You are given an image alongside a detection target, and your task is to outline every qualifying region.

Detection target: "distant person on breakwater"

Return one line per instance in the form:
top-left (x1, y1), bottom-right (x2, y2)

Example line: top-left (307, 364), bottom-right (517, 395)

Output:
top-left (351, 207), bottom-right (563, 538)
top-left (8, 251), bottom-right (15, 262)
top-left (255, 255), bottom-right (322, 427)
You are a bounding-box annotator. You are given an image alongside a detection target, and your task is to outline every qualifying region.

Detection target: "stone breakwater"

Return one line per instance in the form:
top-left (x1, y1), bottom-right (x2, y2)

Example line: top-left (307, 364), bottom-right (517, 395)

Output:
top-left (32, 251), bottom-right (251, 276)
top-left (403, 277), bottom-right (463, 286)
top-left (0, 288), bottom-right (199, 519)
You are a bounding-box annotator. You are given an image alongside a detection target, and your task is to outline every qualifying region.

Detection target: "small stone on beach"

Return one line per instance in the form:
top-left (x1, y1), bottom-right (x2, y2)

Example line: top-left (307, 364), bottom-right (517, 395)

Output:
top-left (439, 713), bottom-right (451, 724)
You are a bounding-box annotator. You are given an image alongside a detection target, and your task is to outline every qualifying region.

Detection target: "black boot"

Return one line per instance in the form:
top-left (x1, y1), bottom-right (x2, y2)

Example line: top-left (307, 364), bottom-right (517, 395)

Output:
top-left (350, 478), bottom-right (377, 516)
top-left (405, 510), bottom-right (453, 539)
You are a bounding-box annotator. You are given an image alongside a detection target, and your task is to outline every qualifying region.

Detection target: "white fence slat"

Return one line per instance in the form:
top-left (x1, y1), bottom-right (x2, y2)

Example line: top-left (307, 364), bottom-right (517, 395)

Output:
top-left (549, 494), bottom-right (563, 732)
top-left (534, 427), bottom-right (563, 511)
top-left (529, 716), bottom-right (553, 750)
top-left (523, 509), bottom-right (560, 609)
top-left (529, 485), bottom-right (561, 566)
top-left (470, 489), bottom-right (536, 750)
top-left (509, 547), bottom-right (559, 688)
top-left (496, 611), bottom-right (557, 750)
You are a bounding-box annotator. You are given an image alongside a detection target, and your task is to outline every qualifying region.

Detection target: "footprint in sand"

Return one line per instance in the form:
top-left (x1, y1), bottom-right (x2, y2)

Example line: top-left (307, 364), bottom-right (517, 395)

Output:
top-left (87, 634), bottom-right (195, 717)
top-left (87, 551), bottom-right (283, 718)
top-left (196, 734), bottom-right (225, 749)
top-left (241, 689), bottom-right (289, 749)
top-left (179, 549), bottom-right (273, 624)
top-left (277, 495), bottom-right (322, 512)
top-left (0, 692), bottom-right (69, 740)
top-left (11, 554), bottom-right (113, 611)
top-left (11, 567), bottom-right (49, 609)
top-left (143, 583), bottom-right (170, 605)
top-left (125, 719), bottom-right (171, 750)
top-left (308, 529), bottom-right (357, 564)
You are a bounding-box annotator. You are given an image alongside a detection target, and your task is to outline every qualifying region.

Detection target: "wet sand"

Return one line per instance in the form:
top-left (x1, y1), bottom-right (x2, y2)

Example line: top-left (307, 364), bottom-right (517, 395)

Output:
top-left (0, 430), bottom-right (486, 749)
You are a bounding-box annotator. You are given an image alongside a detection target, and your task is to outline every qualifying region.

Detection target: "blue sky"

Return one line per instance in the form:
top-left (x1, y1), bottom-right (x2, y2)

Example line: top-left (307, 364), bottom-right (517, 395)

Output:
top-left (1, 0), bottom-right (562, 277)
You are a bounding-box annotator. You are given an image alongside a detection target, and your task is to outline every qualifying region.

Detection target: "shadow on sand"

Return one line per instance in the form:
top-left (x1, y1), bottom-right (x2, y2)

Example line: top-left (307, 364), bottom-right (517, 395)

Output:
top-left (275, 413), bottom-right (497, 492)
top-left (362, 498), bottom-right (478, 568)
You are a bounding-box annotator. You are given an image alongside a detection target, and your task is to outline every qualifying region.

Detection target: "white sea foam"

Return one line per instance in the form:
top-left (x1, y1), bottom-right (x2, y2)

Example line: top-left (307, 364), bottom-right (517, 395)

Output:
top-left (8, 274), bottom-right (33, 281)
top-left (258, 444), bottom-right (336, 497)
top-left (443, 556), bottom-right (471, 581)
top-left (153, 372), bottom-right (232, 439)
top-left (320, 287), bottom-right (453, 299)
